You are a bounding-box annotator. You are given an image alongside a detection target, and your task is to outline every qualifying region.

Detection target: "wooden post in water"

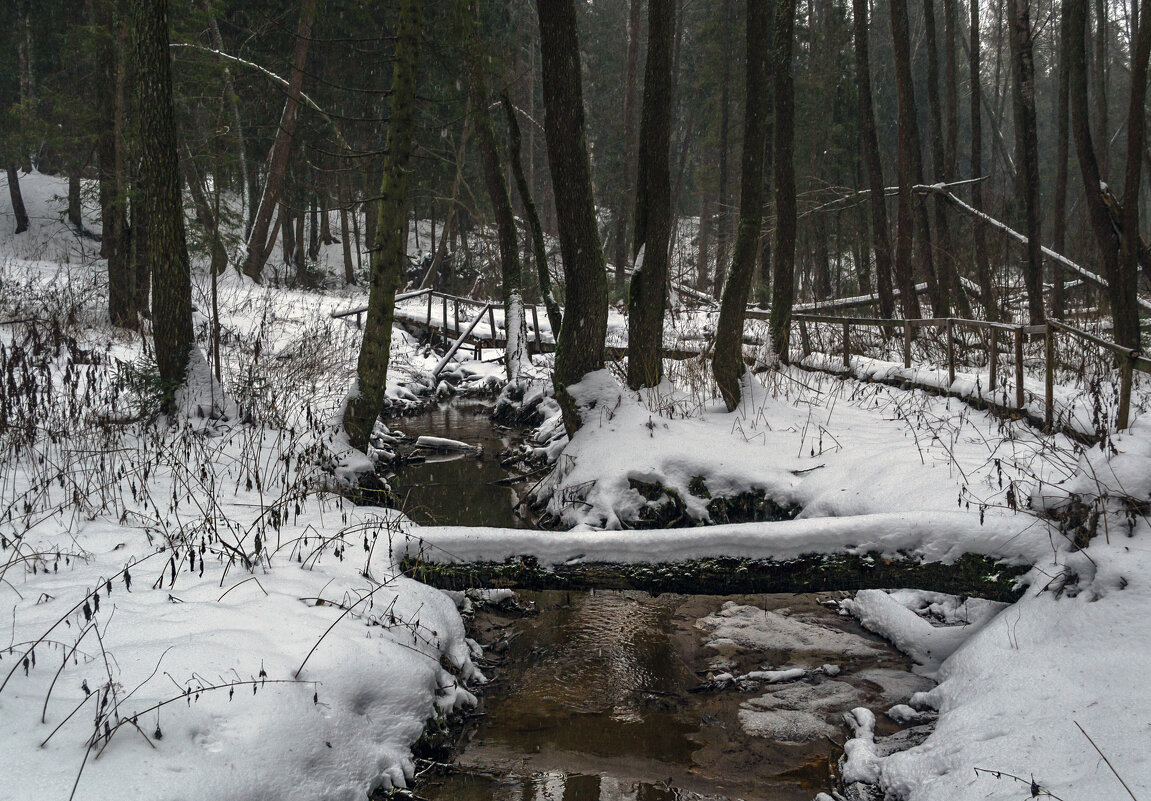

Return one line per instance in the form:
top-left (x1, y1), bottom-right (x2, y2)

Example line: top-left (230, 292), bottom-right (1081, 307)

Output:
top-left (1044, 325), bottom-right (1054, 430)
top-left (1014, 326), bottom-right (1025, 409)
top-left (946, 319), bottom-right (955, 386)
top-left (903, 320), bottom-right (912, 368)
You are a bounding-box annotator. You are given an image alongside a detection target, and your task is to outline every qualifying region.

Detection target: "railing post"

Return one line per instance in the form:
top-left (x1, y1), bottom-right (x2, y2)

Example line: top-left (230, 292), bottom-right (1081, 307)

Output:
top-left (799, 318), bottom-right (811, 357)
top-left (355, 312), bottom-right (361, 329)
top-left (1015, 326), bottom-right (1025, 410)
top-left (946, 319), bottom-right (955, 386)
top-left (426, 291), bottom-right (433, 328)
top-left (1118, 353), bottom-right (1133, 430)
top-left (843, 320), bottom-right (850, 367)
top-left (1044, 324), bottom-right (1054, 431)
top-left (454, 299), bottom-right (460, 336)
top-left (903, 320), bottom-right (912, 368)
top-left (488, 305), bottom-right (498, 345)
top-left (989, 327), bottom-right (998, 393)
top-left (531, 305), bottom-right (542, 352)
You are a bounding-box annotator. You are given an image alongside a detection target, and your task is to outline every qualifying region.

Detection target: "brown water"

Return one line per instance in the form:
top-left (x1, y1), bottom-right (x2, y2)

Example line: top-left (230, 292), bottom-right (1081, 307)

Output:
top-left (387, 402), bottom-right (531, 529)
top-left (425, 590), bottom-right (930, 801)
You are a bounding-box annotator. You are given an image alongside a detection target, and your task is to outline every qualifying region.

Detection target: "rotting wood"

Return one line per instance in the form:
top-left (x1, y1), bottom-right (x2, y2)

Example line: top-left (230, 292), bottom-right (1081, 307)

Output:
top-left (401, 551), bottom-right (1028, 602)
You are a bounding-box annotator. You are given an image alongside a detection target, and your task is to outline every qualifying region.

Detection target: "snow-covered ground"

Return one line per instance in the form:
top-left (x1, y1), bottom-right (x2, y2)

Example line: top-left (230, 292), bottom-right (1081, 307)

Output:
top-left (4, 171), bottom-right (1150, 801)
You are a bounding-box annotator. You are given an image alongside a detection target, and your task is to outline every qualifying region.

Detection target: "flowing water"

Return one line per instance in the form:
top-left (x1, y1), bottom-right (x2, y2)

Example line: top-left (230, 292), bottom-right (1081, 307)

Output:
top-left (391, 401), bottom-right (932, 801)
top-left (387, 401), bottom-right (531, 529)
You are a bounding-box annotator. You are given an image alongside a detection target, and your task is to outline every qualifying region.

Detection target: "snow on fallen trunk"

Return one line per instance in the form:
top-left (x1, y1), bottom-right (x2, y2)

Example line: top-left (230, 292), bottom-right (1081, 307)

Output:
top-left (414, 435), bottom-right (479, 453)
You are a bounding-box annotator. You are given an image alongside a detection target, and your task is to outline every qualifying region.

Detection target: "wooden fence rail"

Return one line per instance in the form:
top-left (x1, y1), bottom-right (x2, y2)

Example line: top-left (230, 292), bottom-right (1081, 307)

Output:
top-left (793, 313), bottom-right (1149, 430)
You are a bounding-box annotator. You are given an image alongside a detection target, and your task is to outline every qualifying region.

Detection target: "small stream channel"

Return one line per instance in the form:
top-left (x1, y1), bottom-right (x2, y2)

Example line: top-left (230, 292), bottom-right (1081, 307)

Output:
top-left (387, 401), bottom-right (933, 801)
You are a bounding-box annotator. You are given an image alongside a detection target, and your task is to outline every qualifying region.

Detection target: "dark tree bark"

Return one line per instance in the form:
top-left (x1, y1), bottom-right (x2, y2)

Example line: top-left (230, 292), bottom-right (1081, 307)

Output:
top-left (627, 0), bottom-right (674, 390)
top-left (922, 0), bottom-right (954, 317)
top-left (1116, 0), bottom-right (1151, 348)
top-left (768, 0), bottom-right (798, 361)
top-left (343, 0), bottom-right (421, 450)
top-left (1051, 0), bottom-right (1072, 320)
top-left (131, 0), bottom-right (193, 395)
top-left (1006, 0), bottom-right (1045, 324)
top-left (1094, 0), bottom-right (1109, 178)
top-left (970, 0), bottom-right (997, 320)
top-left (464, 1), bottom-right (528, 382)
top-left (501, 93), bottom-right (561, 336)
top-left (536, 0), bottom-right (608, 435)
top-left (339, 169), bottom-right (355, 284)
top-left (611, 0), bottom-right (642, 301)
top-left (890, 0), bottom-right (923, 318)
top-left (852, 0), bottom-right (895, 319)
top-left (713, 0), bottom-right (772, 409)
top-left (713, 0), bottom-right (735, 300)
top-left (241, 0), bottom-right (316, 281)
top-left (5, 166), bottom-right (29, 235)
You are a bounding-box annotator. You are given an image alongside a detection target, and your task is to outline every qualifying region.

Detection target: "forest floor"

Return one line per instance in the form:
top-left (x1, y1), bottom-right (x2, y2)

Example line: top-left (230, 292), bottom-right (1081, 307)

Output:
top-left (1, 172), bottom-right (1149, 801)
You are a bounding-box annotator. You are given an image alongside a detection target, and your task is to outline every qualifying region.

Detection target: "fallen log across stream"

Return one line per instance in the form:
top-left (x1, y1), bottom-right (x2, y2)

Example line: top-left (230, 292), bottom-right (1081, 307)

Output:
top-left (401, 551), bottom-right (1029, 602)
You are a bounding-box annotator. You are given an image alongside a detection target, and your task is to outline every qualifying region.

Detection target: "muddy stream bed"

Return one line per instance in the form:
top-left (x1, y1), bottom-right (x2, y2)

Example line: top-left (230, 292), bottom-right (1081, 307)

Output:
top-left (386, 402), bottom-right (933, 801)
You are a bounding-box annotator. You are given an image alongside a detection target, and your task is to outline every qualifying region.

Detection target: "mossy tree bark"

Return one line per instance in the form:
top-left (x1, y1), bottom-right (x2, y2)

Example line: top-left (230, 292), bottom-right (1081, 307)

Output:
top-left (536, 0), bottom-right (608, 435)
top-left (767, 0), bottom-right (798, 362)
top-left (627, 0), bottom-right (673, 390)
top-left (131, 0), bottom-right (193, 396)
top-left (713, 0), bottom-right (771, 410)
top-left (343, 0), bottom-right (422, 451)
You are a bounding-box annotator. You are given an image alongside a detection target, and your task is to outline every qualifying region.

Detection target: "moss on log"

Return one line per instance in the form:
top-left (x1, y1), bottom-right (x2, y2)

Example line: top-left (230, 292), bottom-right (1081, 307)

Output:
top-left (401, 551), bottom-right (1028, 602)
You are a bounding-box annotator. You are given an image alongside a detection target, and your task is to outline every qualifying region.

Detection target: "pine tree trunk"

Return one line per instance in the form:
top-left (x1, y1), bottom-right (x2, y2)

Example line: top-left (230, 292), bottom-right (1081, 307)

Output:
top-left (1051, 0), bottom-right (1072, 320)
top-left (612, 0), bottom-right (642, 302)
top-left (768, 0), bottom-right (798, 361)
top-left (131, 0), bottom-right (193, 395)
top-left (343, 0), bottom-right (422, 450)
top-left (891, 0), bottom-right (923, 318)
top-left (922, 0), bottom-right (952, 317)
top-left (1006, 0), bottom-right (1045, 324)
top-left (339, 169), bottom-right (355, 284)
top-left (627, 0), bottom-right (674, 390)
top-left (1116, 0), bottom-right (1151, 348)
top-left (713, 0), bottom-right (772, 409)
top-left (713, 0), bottom-right (735, 300)
top-left (536, 0), bottom-right (608, 435)
top-left (852, 0), bottom-right (895, 319)
top-left (970, 0), bottom-right (997, 320)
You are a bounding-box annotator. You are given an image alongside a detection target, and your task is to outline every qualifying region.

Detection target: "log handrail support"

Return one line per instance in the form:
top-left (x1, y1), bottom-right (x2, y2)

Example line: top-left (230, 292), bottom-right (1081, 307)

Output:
top-left (793, 313), bottom-right (1148, 432)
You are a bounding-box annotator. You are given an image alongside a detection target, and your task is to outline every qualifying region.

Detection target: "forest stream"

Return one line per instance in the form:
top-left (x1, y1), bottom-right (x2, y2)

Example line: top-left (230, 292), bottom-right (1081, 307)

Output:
top-left (387, 402), bottom-right (933, 801)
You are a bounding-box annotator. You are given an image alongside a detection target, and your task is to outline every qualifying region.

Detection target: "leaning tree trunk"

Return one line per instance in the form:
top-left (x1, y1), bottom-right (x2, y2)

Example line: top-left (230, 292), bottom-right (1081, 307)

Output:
top-left (463, 1), bottom-right (527, 384)
top-left (1006, 0), bottom-right (1045, 325)
top-left (343, 0), bottom-right (421, 450)
top-left (536, 0), bottom-right (608, 435)
top-left (6, 166), bottom-right (29, 235)
top-left (627, 0), bottom-right (674, 390)
top-left (131, 0), bottom-right (194, 398)
top-left (768, 0), bottom-right (798, 361)
top-left (852, 0), bottom-right (895, 319)
top-left (241, 0), bottom-right (316, 281)
top-left (713, 0), bottom-right (771, 410)
top-left (502, 93), bottom-right (562, 336)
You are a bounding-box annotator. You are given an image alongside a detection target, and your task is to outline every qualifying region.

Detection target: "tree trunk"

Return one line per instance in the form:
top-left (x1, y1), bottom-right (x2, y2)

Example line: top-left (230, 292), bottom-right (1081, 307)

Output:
top-left (502, 93), bottom-right (561, 337)
top-left (343, 0), bottom-right (422, 450)
top-left (713, 0), bottom-right (772, 409)
top-left (970, 0), bottom-right (997, 320)
top-left (1052, 0), bottom-right (1072, 320)
top-left (536, 0), bottom-right (609, 435)
top-left (339, 169), bottom-right (355, 284)
top-left (131, 0), bottom-right (193, 396)
top-left (241, 0), bottom-right (316, 281)
top-left (890, 0), bottom-right (923, 318)
top-left (6, 166), bottom-right (29, 235)
top-left (1116, 0), bottom-right (1151, 348)
top-left (1006, 0), bottom-right (1045, 325)
top-left (627, 0), bottom-right (674, 390)
top-left (203, 1), bottom-right (250, 235)
top-left (612, 0), bottom-right (643, 302)
top-left (922, 0), bottom-right (953, 317)
top-left (853, 0), bottom-right (895, 319)
top-left (1094, 0), bottom-right (1109, 179)
top-left (713, 0), bottom-right (735, 300)
top-left (181, 145), bottom-right (228, 275)
top-left (464, 2), bottom-right (527, 384)
top-left (768, 0), bottom-right (798, 362)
